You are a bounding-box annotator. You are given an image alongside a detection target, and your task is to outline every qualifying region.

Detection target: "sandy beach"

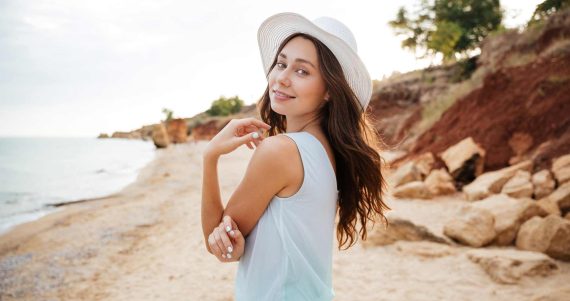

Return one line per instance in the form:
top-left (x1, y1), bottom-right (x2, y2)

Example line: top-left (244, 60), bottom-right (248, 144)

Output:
top-left (1, 142), bottom-right (569, 301)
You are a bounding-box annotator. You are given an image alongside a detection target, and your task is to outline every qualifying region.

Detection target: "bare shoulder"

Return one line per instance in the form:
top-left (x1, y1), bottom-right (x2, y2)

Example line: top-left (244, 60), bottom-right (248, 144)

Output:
top-left (250, 134), bottom-right (298, 164)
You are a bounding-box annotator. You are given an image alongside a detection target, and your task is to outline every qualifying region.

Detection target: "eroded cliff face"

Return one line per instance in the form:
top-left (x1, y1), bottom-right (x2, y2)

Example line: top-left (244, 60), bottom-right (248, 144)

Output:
top-left (388, 9), bottom-right (570, 172)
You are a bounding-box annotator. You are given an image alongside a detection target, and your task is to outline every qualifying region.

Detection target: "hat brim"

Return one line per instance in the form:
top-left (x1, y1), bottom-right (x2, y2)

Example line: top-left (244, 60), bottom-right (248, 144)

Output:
top-left (257, 12), bottom-right (372, 110)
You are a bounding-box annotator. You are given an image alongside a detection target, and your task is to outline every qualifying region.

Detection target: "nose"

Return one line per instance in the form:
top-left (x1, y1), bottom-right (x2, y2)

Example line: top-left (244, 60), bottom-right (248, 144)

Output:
top-left (275, 66), bottom-right (291, 87)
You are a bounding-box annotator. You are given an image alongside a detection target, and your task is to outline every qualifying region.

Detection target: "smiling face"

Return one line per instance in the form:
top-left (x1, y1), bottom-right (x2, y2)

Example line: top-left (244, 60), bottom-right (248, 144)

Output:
top-left (268, 36), bottom-right (329, 118)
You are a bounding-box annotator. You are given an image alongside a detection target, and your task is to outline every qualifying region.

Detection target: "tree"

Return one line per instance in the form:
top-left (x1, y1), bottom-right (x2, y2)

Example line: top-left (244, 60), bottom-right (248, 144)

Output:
top-left (528, 0), bottom-right (570, 25)
top-left (206, 95), bottom-right (244, 117)
top-left (162, 108), bottom-right (174, 121)
top-left (389, 0), bottom-right (503, 61)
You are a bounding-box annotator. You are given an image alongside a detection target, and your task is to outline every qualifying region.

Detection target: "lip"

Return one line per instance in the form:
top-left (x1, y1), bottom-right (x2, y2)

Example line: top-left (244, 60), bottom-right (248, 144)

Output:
top-left (273, 89), bottom-right (295, 99)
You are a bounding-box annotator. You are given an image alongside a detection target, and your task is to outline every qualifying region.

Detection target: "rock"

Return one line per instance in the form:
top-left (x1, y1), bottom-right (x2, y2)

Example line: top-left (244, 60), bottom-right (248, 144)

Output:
top-left (392, 181), bottom-right (432, 199)
top-left (412, 152), bottom-right (435, 178)
top-left (362, 217), bottom-right (449, 248)
top-left (97, 133), bottom-right (109, 138)
top-left (552, 154), bottom-right (570, 185)
top-left (391, 161), bottom-right (422, 187)
top-left (440, 137), bottom-right (486, 184)
top-left (553, 168), bottom-right (570, 187)
top-left (532, 170), bottom-right (556, 199)
top-left (191, 119), bottom-right (227, 141)
top-left (443, 205), bottom-right (496, 247)
top-left (507, 132), bottom-right (533, 165)
top-left (463, 160), bottom-right (533, 201)
top-left (152, 123), bottom-right (170, 148)
top-left (466, 249), bottom-right (558, 284)
top-left (424, 169), bottom-right (456, 196)
top-left (165, 119), bottom-right (188, 144)
top-left (394, 241), bottom-right (458, 258)
top-left (473, 194), bottom-right (548, 245)
top-left (542, 182), bottom-right (570, 211)
top-left (516, 215), bottom-right (570, 261)
top-left (501, 170), bottom-right (533, 198)
top-left (111, 131), bottom-right (134, 139)
top-left (536, 198), bottom-right (562, 216)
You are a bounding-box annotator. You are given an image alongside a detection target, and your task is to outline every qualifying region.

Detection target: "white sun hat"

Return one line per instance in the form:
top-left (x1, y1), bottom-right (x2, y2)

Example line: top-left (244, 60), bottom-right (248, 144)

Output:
top-left (257, 12), bottom-right (372, 110)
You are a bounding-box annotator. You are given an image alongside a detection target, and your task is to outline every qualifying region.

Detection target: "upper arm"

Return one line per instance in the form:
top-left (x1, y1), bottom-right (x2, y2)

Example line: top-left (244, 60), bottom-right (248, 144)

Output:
top-left (223, 135), bottom-right (297, 237)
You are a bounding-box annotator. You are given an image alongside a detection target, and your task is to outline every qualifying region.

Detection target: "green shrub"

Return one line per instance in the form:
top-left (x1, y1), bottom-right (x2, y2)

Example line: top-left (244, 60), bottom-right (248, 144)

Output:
top-left (206, 96), bottom-right (244, 116)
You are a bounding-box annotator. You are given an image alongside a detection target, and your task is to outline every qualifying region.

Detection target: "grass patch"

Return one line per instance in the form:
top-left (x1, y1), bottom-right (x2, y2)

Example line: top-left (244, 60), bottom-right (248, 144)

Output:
top-left (503, 52), bottom-right (538, 68)
top-left (415, 65), bottom-right (488, 136)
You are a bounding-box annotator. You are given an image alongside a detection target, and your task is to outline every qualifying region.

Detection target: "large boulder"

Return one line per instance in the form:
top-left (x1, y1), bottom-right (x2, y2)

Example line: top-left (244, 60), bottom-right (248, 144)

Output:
top-left (412, 152), bottom-right (435, 178)
top-left (473, 194), bottom-right (548, 245)
top-left (466, 249), bottom-right (558, 284)
top-left (391, 161), bottom-right (422, 187)
top-left (463, 160), bottom-right (533, 201)
top-left (440, 137), bottom-right (486, 183)
top-left (443, 205), bottom-right (495, 247)
top-left (532, 169), bottom-right (556, 199)
top-left (516, 215), bottom-right (570, 261)
top-left (536, 198), bottom-right (562, 216)
top-left (541, 182), bottom-right (570, 211)
top-left (394, 241), bottom-right (458, 258)
top-left (392, 181), bottom-right (432, 199)
top-left (152, 123), bottom-right (170, 148)
top-left (552, 154), bottom-right (570, 185)
top-left (165, 119), bottom-right (188, 143)
top-left (362, 217), bottom-right (448, 247)
top-left (501, 170), bottom-right (533, 198)
top-left (424, 169), bottom-right (456, 196)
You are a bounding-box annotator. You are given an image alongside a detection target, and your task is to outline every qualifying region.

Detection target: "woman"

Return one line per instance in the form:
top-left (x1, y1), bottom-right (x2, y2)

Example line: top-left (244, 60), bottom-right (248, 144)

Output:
top-left (201, 12), bottom-right (390, 300)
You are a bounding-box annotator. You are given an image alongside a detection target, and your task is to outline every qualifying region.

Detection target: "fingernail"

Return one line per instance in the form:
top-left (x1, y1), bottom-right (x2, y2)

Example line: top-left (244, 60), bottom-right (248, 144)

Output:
top-left (230, 230), bottom-right (235, 237)
top-left (252, 132), bottom-right (260, 139)
top-left (222, 254), bottom-right (226, 259)
top-left (228, 246), bottom-right (233, 253)
top-left (225, 225), bottom-right (231, 232)
top-left (227, 253), bottom-right (232, 259)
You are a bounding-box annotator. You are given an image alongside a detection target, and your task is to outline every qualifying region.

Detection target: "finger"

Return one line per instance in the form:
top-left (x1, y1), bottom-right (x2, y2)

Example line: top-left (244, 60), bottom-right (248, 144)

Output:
top-left (213, 228), bottom-right (227, 259)
top-left (236, 132), bottom-right (258, 146)
top-left (230, 229), bottom-right (245, 247)
top-left (246, 141), bottom-right (254, 149)
top-left (208, 233), bottom-right (223, 258)
top-left (242, 118), bottom-right (271, 130)
top-left (223, 216), bottom-right (233, 232)
top-left (216, 225), bottom-right (234, 256)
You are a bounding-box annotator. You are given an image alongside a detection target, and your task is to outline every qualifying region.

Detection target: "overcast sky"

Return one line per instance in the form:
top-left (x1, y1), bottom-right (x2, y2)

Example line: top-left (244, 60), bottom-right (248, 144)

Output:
top-left (0, 0), bottom-right (541, 137)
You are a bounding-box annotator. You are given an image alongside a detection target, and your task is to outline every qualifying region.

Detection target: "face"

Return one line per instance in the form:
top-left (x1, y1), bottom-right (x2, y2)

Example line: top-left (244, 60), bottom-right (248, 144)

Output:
top-left (268, 36), bottom-right (329, 117)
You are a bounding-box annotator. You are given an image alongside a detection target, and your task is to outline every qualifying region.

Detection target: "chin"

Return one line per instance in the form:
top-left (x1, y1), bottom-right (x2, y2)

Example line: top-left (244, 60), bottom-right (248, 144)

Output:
top-left (270, 99), bottom-right (287, 116)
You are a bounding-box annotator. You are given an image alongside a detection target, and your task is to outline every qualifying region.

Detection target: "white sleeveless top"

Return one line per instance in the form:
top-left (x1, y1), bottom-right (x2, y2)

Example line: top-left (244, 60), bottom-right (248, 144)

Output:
top-left (235, 132), bottom-right (338, 301)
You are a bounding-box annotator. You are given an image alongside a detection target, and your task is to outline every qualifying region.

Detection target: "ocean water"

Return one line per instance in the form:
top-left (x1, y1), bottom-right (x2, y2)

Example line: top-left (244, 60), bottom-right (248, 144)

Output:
top-left (0, 137), bottom-right (156, 234)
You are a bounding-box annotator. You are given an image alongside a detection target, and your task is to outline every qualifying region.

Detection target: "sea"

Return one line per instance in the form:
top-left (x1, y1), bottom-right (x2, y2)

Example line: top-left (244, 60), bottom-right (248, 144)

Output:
top-left (0, 137), bottom-right (156, 235)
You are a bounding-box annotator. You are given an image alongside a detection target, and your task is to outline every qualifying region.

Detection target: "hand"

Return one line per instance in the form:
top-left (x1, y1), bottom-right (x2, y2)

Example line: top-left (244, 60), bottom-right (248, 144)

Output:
top-left (207, 215), bottom-right (245, 262)
top-left (204, 118), bottom-right (271, 159)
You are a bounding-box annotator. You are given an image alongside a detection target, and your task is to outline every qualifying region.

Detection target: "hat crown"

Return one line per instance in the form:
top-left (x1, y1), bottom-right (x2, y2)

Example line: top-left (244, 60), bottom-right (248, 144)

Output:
top-left (313, 17), bottom-right (358, 53)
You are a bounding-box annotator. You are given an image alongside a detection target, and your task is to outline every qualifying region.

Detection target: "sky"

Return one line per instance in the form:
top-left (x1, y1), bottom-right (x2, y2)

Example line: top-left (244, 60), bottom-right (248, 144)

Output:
top-left (0, 0), bottom-right (542, 137)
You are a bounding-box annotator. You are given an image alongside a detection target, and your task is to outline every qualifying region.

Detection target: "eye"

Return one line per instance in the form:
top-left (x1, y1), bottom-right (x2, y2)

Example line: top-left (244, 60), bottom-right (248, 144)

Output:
top-left (296, 69), bottom-right (309, 76)
top-left (276, 62), bottom-right (286, 69)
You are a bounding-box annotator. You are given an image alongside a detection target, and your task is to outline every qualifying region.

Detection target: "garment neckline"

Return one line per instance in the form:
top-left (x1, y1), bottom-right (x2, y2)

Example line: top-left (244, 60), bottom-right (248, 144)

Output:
top-left (288, 131), bottom-right (336, 178)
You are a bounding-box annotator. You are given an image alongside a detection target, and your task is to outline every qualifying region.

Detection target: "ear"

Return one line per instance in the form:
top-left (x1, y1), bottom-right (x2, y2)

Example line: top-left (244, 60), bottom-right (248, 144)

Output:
top-left (324, 91), bottom-right (330, 101)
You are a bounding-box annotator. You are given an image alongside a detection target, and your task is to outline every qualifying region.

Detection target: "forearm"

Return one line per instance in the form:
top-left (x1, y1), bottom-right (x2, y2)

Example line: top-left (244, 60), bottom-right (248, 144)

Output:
top-left (201, 152), bottom-right (224, 251)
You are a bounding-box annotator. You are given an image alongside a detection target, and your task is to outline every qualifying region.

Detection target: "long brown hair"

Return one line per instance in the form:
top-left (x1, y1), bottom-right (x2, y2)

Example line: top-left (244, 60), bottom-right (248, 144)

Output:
top-left (257, 33), bottom-right (390, 250)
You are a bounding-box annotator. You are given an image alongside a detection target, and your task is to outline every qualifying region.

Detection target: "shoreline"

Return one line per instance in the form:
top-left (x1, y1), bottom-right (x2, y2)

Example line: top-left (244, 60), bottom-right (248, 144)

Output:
top-left (1, 141), bottom-right (569, 301)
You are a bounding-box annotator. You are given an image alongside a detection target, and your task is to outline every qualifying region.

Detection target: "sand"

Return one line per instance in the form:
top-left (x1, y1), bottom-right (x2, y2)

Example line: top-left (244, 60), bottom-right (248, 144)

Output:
top-left (1, 142), bottom-right (569, 301)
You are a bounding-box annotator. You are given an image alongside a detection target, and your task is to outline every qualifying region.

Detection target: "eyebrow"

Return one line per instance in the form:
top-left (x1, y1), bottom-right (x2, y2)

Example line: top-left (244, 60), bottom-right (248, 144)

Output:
top-left (278, 53), bottom-right (317, 69)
